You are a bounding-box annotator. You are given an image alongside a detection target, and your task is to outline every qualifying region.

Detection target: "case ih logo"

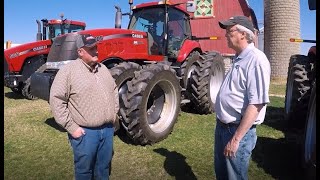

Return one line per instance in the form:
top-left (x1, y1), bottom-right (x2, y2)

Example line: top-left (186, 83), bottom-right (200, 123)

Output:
top-left (9, 45), bottom-right (48, 59)
top-left (132, 34), bottom-right (143, 39)
top-left (33, 45), bottom-right (47, 51)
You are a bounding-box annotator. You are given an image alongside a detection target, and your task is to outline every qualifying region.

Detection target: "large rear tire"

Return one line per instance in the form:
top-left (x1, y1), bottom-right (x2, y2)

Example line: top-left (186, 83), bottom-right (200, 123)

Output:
top-left (189, 52), bottom-right (225, 114)
top-left (109, 62), bottom-right (141, 132)
top-left (302, 81), bottom-right (316, 179)
top-left (179, 51), bottom-right (201, 99)
top-left (120, 64), bottom-right (181, 145)
top-left (285, 55), bottom-right (314, 130)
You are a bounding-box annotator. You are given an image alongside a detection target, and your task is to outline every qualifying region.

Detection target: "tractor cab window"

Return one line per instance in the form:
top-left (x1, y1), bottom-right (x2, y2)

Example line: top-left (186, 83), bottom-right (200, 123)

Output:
top-left (48, 24), bottom-right (85, 39)
top-left (129, 7), bottom-right (165, 55)
top-left (167, 7), bottom-right (189, 58)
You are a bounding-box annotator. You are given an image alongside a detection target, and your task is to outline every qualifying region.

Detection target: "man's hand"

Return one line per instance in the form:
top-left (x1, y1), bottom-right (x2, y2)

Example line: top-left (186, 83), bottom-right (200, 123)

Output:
top-left (224, 137), bottom-right (240, 158)
top-left (71, 127), bottom-right (85, 139)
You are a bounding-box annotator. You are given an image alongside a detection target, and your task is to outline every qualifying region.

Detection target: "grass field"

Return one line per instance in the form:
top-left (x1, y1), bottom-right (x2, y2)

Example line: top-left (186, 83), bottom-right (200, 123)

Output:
top-left (4, 82), bottom-right (305, 180)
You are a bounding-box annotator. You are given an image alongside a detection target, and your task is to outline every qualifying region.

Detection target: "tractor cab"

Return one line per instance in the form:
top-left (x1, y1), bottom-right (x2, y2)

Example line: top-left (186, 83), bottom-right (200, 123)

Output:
top-left (36, 14), bottom-right (86, 41)
top-left (128, 3), bottom-right (191, 58)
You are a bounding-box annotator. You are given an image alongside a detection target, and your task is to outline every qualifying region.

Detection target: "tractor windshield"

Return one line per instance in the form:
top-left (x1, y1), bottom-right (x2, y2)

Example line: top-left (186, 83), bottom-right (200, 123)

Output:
top-left (129, 7), bottom-right (165, 36)
top-left (167, 7), bottom-right (190, 58)
top-left (48, 24), bottom-right (85, 39)
top-left (129, 6), bottom-right (190, 57)
top-left (129, 7), bottom-right (165, 55)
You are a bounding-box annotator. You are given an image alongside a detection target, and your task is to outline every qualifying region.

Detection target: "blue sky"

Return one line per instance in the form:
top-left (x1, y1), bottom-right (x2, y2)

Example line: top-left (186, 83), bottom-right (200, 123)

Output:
top-left (4, 0), bottom-right (316, 55)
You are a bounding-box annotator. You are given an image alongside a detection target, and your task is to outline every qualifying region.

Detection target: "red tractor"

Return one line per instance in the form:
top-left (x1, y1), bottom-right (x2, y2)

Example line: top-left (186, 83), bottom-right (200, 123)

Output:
top-left (4, 14), bottom-right (86, 99)
top-left (30, 0), bottom-right (231, 145)
top-left (284, 0), bottom-right (316, 178)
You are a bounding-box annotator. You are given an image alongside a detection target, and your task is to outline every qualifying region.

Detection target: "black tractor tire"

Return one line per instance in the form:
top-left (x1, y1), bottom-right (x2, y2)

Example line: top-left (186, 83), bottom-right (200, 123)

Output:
top-left (10, 87), bottom-right (22, 94)
top-left (22, 78), bottom-right (38, 100)
top-left (189, 52), bottom-right (225, 114)
top-left (109, 62), bottom-right (141, 132)
top-left (284, 55), bottom-right (314, 130)
top-left (302, 81), bottom-right (316, 179)
top-left (179, 51), bottom-right (201, 98)
top-left (120, 64), bottom-right (181, 145)
top-left (21, 55), bottom-right (47, 100)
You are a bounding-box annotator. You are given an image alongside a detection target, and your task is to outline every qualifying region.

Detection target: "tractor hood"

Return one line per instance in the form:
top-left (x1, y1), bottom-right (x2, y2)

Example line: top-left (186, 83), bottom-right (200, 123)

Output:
top-left (76, 28), bottom-right (147, 40)
top-left (46, 28), bottom-right (159, 64)
top-left (4, 40), bottom-right (51, 59)
top-left (4, 40), bottom-right (51, 72)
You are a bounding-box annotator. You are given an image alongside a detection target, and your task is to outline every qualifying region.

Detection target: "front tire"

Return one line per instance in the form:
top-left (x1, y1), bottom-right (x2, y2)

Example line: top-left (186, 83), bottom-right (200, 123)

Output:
top-left (22, 78), bottom-right (38, 100)
top-left (10, 87), bottom-right (22, 94)
top-left (109, 62), bottom-right (141, 132)
top-left (120, 64), bottom-right (181, 145)
top-left (21, 55), bottom-right (47, 100)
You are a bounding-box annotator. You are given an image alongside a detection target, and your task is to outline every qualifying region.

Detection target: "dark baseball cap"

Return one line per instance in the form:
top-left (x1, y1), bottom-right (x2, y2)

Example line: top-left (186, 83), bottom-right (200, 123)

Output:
top-left (75, 34), bottom-right (97, 49)
top-left (219, 16), bottom-right (255, 33)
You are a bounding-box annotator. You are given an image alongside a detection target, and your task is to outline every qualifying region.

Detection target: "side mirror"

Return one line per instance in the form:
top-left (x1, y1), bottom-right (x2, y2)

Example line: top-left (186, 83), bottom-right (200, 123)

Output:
top-left (186, 1), bottom-right (196, 13)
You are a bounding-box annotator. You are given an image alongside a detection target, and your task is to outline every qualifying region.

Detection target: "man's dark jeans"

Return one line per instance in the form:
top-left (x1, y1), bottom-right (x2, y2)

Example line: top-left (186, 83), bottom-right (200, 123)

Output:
top-left (68, 124), bottom-right (114, 180)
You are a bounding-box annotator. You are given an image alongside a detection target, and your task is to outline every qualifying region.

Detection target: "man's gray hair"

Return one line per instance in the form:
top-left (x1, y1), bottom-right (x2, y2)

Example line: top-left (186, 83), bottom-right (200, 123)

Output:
top-left (235, 24), bottom-right (255, 43)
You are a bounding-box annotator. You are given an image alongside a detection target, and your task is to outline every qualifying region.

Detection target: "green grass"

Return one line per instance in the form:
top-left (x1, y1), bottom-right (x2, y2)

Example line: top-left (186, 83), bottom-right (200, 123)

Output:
top-left (4, 84), bottom-right (304, 180)
top-left (269, 81), bottom-right (286, 96)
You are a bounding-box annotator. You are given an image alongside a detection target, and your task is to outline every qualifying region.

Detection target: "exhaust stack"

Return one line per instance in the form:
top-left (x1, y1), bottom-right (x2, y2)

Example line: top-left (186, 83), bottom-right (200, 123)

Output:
top-left (115, 6), bottom-right (122, 29)
top-left (36, 20), bottom-right (42, 41)
top-left (41, 19), bottom-right (48, 40)
top-left (114, 0), bottom-right (134, 29)
top-left (129, 0), bottom-right (133, 15)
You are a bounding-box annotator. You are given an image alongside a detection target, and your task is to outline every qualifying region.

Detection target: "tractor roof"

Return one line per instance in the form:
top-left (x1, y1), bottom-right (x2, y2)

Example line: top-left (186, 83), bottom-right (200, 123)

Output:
top-left (47, 19), bottom-right (86, 27)
top-left (133, 1), bottom-right (189, 17)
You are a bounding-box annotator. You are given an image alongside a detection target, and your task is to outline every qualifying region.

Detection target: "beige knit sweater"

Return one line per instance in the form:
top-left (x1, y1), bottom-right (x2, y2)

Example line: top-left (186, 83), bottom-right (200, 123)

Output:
top-left (49, 59), bottom-right (119, 134)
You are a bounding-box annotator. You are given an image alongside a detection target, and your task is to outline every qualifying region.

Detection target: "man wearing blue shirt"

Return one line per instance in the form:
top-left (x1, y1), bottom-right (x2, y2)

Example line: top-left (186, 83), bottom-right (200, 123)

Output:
top-left (214, 16), bottom-right (271, 180)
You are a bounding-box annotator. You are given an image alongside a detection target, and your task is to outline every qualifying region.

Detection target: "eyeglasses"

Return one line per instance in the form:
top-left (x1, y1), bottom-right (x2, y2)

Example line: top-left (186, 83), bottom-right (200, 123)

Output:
top-left (226, 29), bottom-right (239, 34)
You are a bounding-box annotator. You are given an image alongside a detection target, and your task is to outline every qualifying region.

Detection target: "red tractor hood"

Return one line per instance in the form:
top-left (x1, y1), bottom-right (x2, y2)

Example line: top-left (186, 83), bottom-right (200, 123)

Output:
top-left (76, 28), bottom-right (141, 36)
top-left (73, 28), bottom-right (164, 62)
top-left (4, 40), bottom-right (51, 72)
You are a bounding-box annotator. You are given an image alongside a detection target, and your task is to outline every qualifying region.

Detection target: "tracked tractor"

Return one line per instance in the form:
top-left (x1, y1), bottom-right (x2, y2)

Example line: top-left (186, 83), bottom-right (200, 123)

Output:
top-left (284, 0), bottom-right (316, 178)
top-left (4, 14), bottom-right (86, 99)
top-left (30, 0), bottom-right (229, 145)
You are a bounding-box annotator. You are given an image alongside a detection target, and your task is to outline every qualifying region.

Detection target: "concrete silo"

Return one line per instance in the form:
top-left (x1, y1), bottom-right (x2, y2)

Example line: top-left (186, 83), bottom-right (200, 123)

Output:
top-left (264, 0), bottom-right (300, 80)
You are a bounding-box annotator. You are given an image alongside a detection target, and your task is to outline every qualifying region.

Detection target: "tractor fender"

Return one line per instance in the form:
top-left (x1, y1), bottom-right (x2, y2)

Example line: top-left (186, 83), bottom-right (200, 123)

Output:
top-left (100, 58), bottom-right (124, 69)
top-left (177, 40), bottom-right (202, 63)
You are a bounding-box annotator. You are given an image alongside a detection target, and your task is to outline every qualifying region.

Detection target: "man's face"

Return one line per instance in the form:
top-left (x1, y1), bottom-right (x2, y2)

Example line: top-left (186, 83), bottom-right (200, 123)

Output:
top-left (78, 45), bottom-right (98, 66)
top-left (225, 25), bottom-right (242, 49)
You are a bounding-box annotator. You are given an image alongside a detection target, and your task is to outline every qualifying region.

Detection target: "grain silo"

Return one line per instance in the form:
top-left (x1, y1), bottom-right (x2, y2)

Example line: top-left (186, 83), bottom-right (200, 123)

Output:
top-left (264, 0), bottom-right (300, 80)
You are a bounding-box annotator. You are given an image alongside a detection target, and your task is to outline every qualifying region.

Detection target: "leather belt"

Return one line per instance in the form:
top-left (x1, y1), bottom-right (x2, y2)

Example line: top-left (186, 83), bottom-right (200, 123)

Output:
top-left (217, 118), bottom-right (256, 129)
top-left (80, 123), bottom-right (113, 130)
